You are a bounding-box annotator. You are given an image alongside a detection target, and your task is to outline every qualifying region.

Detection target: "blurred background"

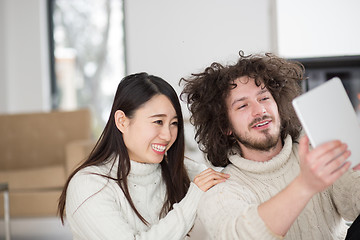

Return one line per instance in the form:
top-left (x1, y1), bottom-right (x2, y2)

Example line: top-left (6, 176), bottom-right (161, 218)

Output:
top-left (0, 0), bottom-right (359, 239)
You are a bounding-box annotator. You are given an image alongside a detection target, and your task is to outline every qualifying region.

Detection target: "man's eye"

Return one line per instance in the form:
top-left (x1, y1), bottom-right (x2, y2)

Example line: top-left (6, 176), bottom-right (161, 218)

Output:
top-left (261, 97), bottom-right (270, 101)
top-left (238, 104), bottom-right (247, 109)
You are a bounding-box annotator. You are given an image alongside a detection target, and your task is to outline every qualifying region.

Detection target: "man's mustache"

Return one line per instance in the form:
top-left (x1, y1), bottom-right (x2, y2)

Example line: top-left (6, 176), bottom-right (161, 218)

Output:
top-left (249, 115), bottom-right (273, 127)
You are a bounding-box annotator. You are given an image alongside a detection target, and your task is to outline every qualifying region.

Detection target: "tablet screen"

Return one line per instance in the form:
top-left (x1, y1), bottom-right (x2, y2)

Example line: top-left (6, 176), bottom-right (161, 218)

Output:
top-left (292, 77), bottom-right (360, 167)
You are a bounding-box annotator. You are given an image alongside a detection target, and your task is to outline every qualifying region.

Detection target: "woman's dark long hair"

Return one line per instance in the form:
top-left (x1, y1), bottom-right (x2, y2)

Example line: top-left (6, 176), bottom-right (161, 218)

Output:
top-left (58, 72), bottom-right (190, 224)
top-left (180, 52), bottom-right (305, 167)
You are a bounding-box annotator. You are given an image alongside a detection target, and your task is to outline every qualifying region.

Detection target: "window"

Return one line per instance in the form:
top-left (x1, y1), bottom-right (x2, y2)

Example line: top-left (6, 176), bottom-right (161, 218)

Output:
top-left (49, 0), bottom-right (126, 136)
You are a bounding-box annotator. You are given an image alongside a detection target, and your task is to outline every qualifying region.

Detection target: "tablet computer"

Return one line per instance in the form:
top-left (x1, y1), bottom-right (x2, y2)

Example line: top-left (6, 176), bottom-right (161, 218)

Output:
top-left (292, 77), bottom-right (360, 167)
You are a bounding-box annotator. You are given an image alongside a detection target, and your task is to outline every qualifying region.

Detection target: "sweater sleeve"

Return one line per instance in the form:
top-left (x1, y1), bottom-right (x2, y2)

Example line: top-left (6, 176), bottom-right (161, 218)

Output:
top-left (184, 157), bottom-right (209, 181)
top-left (197, 181), bottom-right (283, 240)
top-left (184, 157), bottom-right (224, 181)
top-left (331, 169), bottom-right (360, 221)
top-left (66, 172), bottom-right (203, 240)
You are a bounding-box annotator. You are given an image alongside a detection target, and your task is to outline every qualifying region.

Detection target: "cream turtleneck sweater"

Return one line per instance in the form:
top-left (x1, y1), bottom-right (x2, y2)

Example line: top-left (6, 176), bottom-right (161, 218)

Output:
top-left (198, 135), bottom-right (360, 240)
top-left (66, 159), bottom-right (203, 240)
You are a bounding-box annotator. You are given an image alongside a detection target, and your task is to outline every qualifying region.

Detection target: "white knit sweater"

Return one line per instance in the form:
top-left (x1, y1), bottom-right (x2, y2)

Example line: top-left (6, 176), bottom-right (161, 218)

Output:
top-left (198, 135), bottom-right (360, 240)
top-left (66, 158), bottom-right (204, 240)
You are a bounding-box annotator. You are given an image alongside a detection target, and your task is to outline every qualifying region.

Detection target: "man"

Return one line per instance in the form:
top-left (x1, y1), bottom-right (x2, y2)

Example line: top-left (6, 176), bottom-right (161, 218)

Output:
top-left (180, 52), bottom-right (360, 239)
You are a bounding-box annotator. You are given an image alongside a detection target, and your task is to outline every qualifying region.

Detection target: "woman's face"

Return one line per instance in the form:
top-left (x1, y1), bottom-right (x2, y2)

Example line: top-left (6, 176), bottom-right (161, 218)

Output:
top-left (117, 94), bottom-right (178, 164)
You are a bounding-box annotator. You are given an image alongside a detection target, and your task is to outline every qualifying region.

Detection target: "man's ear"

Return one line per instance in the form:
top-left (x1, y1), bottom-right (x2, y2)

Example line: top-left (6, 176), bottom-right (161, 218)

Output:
top-left (114, 110), bottom-right (128, 133)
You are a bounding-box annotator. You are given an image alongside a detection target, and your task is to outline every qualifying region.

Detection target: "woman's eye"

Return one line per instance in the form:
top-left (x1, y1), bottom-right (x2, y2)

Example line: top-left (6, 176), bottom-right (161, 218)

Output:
top-left (261, 97), bottom-right (270, 101)
top-left (171, 121), bottom-right (178, 126)
top-left (154, 120), bottom-right (163, 125)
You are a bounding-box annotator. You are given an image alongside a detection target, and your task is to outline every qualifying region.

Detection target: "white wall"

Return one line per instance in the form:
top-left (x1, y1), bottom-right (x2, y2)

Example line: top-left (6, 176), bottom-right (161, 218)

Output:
top-left (277, 0), bottom-right (360, 58)
top-left (2, 0), bottom-right (359, 112)
top-left (124, 0), bottom-right (276, 98)
top-left (0, 0), bottom-right (276, 162)
top-left (0, 0), bottom-right (50, 114)
top-left (0, 0), bottom-right (275, 115)
top-left (0, 0), bottom-right (8, 112)
top-left (123, 0), bottom-right (276, 161)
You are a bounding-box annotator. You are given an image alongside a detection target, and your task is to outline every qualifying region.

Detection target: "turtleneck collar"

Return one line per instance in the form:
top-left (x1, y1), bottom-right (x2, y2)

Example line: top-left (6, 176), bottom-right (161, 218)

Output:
top-left (108, 157), bottom-right (161, 185)
top-left (228, 135), bottom-right (293, 174)
top-left (128, 160), bottom-right (160, 177)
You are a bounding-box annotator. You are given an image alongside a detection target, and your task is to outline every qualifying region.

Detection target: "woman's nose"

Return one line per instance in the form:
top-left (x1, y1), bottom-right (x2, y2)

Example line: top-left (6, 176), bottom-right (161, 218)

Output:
top-left (159, 126), bottom-right (172, 141)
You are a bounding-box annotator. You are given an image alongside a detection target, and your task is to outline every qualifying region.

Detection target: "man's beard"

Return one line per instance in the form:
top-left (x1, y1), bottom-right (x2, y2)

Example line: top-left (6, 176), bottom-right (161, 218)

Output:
top-left (232, 116), bottom-right (280, 152)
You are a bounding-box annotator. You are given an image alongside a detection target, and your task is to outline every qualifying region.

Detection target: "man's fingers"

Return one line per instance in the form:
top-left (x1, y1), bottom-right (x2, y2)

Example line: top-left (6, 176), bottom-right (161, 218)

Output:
top-left (309, 140), bottom-right (343, 163)
top-left (317, 143), bottom-right (350, 172)
top-left (353, 164), bottom-right (360, 171)
top-left (298, 135), bottom-right (310, 158)
top-left (328, 161), bottom-right (351, 183)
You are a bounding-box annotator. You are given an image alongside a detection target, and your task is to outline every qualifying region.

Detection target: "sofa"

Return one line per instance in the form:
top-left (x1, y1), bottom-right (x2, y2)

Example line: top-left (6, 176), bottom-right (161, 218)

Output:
top-left (0, 109), bottom-right (95, 217)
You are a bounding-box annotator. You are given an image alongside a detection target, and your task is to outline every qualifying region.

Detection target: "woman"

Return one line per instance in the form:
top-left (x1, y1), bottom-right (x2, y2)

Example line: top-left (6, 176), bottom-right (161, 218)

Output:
top-left (58, 72), bottom-right (228, 239)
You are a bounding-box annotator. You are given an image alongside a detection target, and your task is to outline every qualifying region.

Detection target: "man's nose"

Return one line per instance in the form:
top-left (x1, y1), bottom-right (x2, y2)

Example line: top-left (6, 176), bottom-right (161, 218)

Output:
top-left (252, 102), bottom-right (266, 116)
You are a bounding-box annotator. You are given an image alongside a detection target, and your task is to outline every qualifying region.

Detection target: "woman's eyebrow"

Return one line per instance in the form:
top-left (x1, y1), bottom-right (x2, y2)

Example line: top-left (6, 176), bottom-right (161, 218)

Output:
top-left (149, 114), bottom-right (166, 118)
top-left (148, 114), bottom-right (178, 119)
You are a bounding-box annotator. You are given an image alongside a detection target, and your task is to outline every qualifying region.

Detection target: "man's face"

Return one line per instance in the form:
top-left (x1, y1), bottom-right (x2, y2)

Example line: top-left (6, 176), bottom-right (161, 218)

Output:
top-left (226, 76), bottom-right (281, 152)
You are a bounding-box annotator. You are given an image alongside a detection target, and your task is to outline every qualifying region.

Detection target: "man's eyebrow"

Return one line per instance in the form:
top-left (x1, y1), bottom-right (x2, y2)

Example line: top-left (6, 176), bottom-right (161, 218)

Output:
top-left (231, 89), bottom-right (269, 107)
top-left (258, 89), bottom-right (269, 95)
top-left (231, 97), bottom-right (247, 107)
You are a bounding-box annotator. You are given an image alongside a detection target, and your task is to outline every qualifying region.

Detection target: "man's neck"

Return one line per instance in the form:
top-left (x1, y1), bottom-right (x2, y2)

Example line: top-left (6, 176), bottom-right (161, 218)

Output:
top-left (240, 139), bottom-right (283, 162)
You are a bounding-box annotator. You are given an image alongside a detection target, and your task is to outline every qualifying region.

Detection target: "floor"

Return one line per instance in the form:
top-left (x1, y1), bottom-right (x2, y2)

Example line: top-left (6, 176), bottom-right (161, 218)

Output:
top-left (0, 217), bottom-right (208, 240)
top-left (0, 217), bottom-right (72, 240)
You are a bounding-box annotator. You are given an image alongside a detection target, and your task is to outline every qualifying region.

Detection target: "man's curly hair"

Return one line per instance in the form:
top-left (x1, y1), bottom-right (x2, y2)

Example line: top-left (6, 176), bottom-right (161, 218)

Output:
top-left (180, 52), bottom-right (305, 167)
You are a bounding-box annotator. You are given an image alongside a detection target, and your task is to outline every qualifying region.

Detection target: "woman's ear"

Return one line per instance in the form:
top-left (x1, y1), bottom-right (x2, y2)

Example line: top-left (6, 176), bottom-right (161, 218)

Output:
top-left (226, 129), bottom-right (233, 136)
top-left (114, 110), bottom-right (128, 133)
